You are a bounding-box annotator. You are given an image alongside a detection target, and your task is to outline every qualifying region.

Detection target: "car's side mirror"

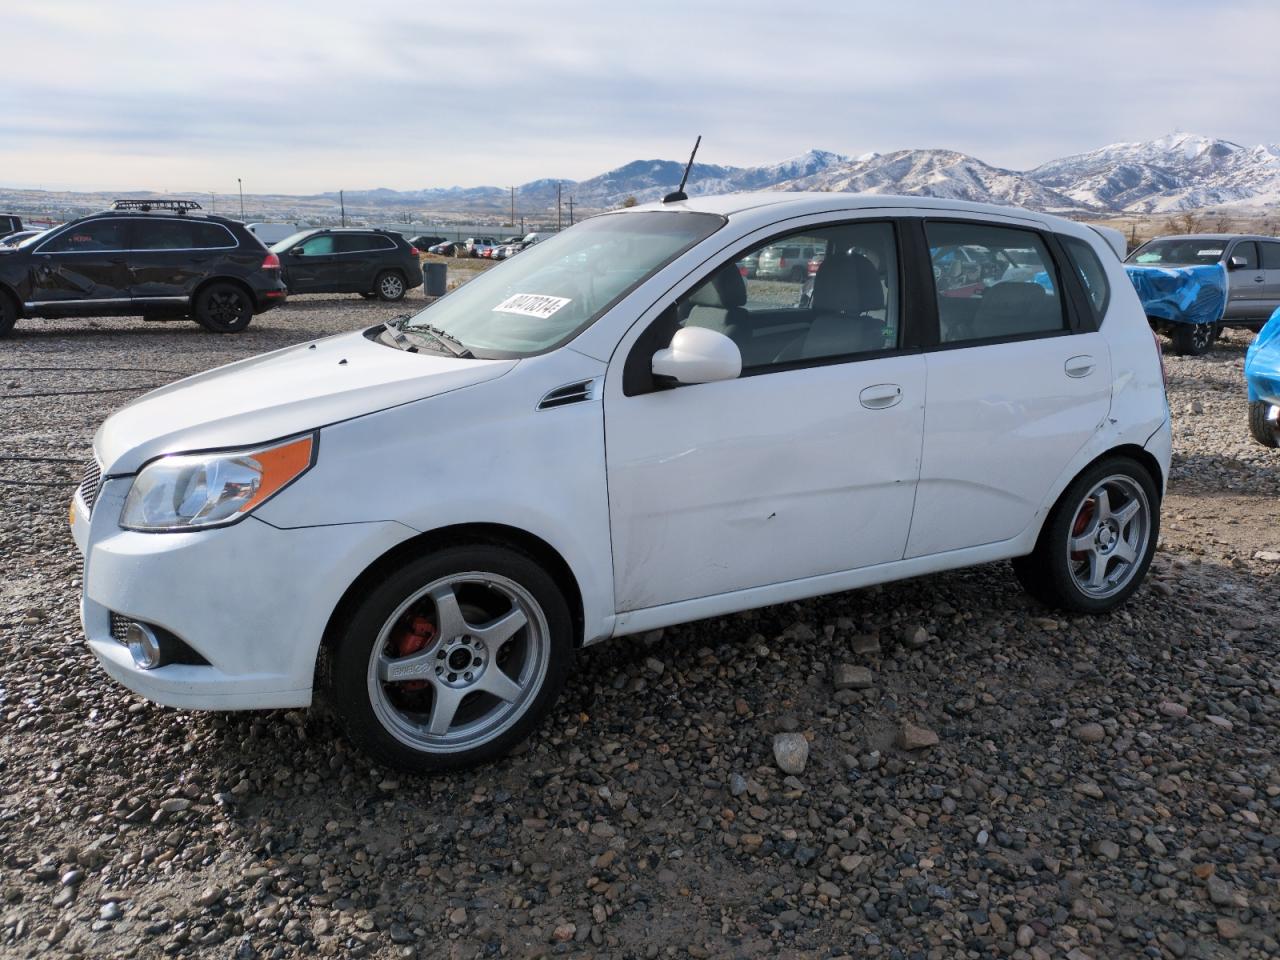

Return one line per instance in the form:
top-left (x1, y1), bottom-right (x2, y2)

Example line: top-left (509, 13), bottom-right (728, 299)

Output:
top-left (651, 326), bottom-right (742, 385)
top-left (1229, 255), bottom-right (1249, 270)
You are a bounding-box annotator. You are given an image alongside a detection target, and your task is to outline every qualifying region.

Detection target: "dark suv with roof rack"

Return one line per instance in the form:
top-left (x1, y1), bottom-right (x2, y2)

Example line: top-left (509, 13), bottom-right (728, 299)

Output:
top-left (270, 228), bottom-right (423, 301)
top-left (0, 200), bottom-right (287, 337)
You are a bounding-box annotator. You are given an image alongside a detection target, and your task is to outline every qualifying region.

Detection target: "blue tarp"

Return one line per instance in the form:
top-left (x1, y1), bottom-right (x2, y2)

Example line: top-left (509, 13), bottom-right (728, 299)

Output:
top-left (1124, 263), bottom-right (1227, 327)
top-left (1245, 306), bottom-right (1280, 405)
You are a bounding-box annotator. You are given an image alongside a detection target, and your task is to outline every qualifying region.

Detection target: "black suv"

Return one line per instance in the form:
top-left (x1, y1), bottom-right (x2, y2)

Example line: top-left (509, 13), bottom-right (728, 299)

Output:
top-left (270, 228), bottom-right (423, 301)
top-left (0, 200), bottom-right (286, 336)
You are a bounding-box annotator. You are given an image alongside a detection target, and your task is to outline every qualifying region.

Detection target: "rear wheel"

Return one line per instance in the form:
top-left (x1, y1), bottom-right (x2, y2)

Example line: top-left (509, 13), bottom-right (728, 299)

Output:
top-left (1012, 457), bottom-right (1159, 613)
top-left (375, 271), bottom-right (406, 302)
top-left (194, 283), bottom-right (253, 333)
top-left (328, 544), bottom-right (573, 772)
top-left (1169, 322), bottom-right (1214, 356)
top-left (0, 292), bottom-right (16, 337)
top-left (1248, 400), bottom-right (1279, 448)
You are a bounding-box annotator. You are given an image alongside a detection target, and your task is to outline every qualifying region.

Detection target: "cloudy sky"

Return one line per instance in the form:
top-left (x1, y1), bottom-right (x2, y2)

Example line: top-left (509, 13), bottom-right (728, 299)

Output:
top-left (2, 0), bottom-right (1278, 194)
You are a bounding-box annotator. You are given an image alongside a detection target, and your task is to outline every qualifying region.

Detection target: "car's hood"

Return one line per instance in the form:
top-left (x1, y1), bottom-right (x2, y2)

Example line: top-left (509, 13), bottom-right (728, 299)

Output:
top-left (95, 328), bottom-right (517, 474)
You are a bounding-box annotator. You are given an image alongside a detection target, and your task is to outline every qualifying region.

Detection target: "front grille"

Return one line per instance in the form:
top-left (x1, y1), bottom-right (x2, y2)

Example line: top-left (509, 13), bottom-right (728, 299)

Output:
top-left (109, 612), bottom-right (131, 641)
top-left (79, 459), bottom-right (102, 515)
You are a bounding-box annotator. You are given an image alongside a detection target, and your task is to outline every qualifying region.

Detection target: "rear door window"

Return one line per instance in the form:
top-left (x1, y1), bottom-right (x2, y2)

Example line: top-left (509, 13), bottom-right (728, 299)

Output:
top-left (335, 234), bottom-right (394, 253)
top-left (1060, 235), bottom-right (1111, 318)
top-left (1259, 241), bottom-right (1280, 270)
top-left (926, 221), bottom-right (1065, 344)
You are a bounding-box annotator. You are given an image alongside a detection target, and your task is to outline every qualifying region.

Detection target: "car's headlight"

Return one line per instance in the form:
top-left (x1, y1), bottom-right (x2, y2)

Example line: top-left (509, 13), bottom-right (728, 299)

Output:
top-left (120, 434), bottom-right (316, 532)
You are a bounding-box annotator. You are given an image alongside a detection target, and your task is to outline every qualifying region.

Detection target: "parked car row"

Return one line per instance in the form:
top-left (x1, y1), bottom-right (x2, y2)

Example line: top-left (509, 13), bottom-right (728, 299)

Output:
top-left (425, 233), bottom-right (543, 260)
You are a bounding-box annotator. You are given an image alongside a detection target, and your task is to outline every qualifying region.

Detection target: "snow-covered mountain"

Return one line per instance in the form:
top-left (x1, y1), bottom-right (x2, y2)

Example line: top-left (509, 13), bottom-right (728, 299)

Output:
top-left (322, 134), bottom-right (1280, 216)
top-left (779, 149), bottom-right (1094, 213)
top-left (1028, 132), bottom-right (1280, 212)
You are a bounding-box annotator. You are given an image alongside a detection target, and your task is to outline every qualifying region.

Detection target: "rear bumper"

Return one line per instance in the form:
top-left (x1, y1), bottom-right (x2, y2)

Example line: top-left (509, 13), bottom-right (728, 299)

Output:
top-left (253, 284), bottom-right (288, 313)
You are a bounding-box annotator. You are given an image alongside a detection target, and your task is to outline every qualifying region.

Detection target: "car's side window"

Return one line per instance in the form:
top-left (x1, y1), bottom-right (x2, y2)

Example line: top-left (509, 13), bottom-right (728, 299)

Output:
top-left (666, 221), bottom-right (900, 372)
top-left (297, 235), bottom-right (335, 256)
top-left (926, 221), bottom-right (1065, 344)
top-left (133, 220), bottom-right (193, 250)
top-left (43, 220), bottom-right (128, 253)
top-left (1258, 241), bottom-right (1280, 270)
top-left (1061, 235), bottom-right (1111, 318)
top-left (1232, 241), bottom-right (1259, 270)
top-left (335, 235), bottom-right (393, 253)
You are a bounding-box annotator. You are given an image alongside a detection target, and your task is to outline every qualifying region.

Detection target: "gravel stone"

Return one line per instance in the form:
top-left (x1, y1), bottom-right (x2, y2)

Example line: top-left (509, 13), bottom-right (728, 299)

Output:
top-left (1, 313), bottom-right (1277, 958)
top-left (772, 733), bottom-right (809, 774)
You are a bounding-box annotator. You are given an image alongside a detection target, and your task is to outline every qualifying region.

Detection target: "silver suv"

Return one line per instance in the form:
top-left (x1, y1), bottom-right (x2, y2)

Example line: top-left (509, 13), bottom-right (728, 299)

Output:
top-left (756, 240), bottom-right (824, 281)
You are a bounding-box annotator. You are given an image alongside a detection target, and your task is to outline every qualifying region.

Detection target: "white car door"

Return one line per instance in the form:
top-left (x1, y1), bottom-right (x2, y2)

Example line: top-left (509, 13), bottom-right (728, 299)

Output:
top-left (604, 218), bottom-right (927, 613)
top-left (905, 217), bottom-right (1112, 558)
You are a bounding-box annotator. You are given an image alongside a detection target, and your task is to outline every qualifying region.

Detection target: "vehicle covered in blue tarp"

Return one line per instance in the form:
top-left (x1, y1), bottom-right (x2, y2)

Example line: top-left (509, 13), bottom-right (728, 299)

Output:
top-left (1244, 306), bottom-right (1280, 448)
top-left (1123, 261), bottom-right (1227, 356)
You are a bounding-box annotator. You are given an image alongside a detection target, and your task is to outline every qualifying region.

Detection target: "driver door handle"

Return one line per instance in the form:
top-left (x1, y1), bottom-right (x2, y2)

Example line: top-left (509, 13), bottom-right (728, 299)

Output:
top-left (1065, 355), bottom-right (1095, 378)
top-left (859, 384), bottom-right (902, 409)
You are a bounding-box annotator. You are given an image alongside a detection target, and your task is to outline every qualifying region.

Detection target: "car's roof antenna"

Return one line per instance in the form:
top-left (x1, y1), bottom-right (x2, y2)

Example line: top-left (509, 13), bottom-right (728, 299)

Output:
top-left (662, 136), bottom-right (702, 203)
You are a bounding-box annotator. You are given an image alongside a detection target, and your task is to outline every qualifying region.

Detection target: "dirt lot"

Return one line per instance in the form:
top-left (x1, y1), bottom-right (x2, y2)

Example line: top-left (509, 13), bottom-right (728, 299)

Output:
top-left (0, 304), bottom-right (1277, 960)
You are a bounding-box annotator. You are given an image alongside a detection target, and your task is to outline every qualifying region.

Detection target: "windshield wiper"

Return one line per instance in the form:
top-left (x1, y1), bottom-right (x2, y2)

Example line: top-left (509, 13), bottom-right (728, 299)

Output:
top-left (380, 316), bottom-right (418, 352)
top-left (412, 322), bottom-right (474, 359)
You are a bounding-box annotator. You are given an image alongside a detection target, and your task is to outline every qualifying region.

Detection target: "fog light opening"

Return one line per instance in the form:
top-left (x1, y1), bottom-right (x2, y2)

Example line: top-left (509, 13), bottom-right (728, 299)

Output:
top-left (125, 622), bottom-right (162, 670)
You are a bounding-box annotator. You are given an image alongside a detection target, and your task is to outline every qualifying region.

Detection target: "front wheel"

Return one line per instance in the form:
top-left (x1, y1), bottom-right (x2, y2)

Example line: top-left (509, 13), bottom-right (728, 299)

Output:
top-left (1248, 400), bottom-right (1279, 448)
top-left (194, 283), bottom-right (253, 333)
top-left (375, 271), bottom-right (406, 302)
top-left (1012, 457), bottom-right (1160, 613)
top-left (1169, 322), bottom-right (1215, 356)
top-left (327, 544), bottom-right (573, 772)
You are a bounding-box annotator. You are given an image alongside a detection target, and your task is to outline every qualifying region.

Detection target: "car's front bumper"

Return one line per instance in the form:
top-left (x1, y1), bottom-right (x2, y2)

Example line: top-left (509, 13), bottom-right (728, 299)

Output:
top-left (73, 476), bottom-right (413, 710)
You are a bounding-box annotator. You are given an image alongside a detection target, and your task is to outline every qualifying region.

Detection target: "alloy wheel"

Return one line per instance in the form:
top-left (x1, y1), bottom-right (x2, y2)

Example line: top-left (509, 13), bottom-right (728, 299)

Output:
top-left (366, 572), bottom-right (550, 754)
top-left (1066, 474), bottom-right (1151, 600)
top-left (380, 274), bottom-right (405, 299)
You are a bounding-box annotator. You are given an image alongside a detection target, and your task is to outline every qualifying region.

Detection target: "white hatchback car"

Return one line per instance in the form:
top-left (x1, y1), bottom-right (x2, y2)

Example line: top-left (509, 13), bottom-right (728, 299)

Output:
top-left (72, 193), bottom-right (1171, 771)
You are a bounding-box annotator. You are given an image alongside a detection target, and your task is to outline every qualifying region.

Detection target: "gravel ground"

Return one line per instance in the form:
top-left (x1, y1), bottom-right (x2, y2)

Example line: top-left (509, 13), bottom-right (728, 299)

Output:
top-left (1, 307), bottom-right (1277, 960)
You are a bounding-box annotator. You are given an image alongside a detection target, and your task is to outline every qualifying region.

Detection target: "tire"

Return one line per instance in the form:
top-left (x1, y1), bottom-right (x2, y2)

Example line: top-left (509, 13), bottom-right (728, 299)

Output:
top-left (193, 282), bottom-right (253, 333)
top-left (1012, 456), bottom-right (1160, 614)
top-left (0, 291), bottom-right (16, 338)
top-left (1169, 322), bottom-right (1214, 356)
top-left (1248, 400), bottom-right (1279, 448)
top-left (327, 544), bottom-right (574, 773)
top-left (374, 271), bottom-right (406, 302)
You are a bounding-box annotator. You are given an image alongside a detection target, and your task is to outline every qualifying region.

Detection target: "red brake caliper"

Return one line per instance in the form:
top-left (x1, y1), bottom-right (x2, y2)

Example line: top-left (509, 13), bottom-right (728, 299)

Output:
top-left (1071, 499), bottom-right (1095, 561)
top-left (391, 615), bottom-right (437, 691)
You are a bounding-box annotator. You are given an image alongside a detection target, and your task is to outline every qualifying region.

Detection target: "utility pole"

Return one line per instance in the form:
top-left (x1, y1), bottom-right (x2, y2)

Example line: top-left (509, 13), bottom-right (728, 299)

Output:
top-left (510, 186), bottom-right (515, 228)
top-left (556, 183), bottom-right (562, 231)
top-left (568, 197), bottom-right (574, 226)
top-left (210, 191), bottom-right (215, 213)
top-left (237, 178), bottom-right (244, 219)
top-left (340, 190), bottom-right (346, 227)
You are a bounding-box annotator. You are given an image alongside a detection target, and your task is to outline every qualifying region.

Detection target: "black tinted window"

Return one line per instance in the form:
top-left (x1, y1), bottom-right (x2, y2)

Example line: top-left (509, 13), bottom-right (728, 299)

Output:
top-left (1062, 235), bottom-right (1111, 317)
top-left (1260, 242), bottom-right (1280, 270)
top-left (1232, 241), bottom-right (1259, 269)
top-left (190, 222), bottom-right (236, 249)
top-left (927, 222), bottom-right (1065, 343)
top-left (334, 234), bottom-right (393, 253)
top-left (132, 220), bottom-right (191, 249)
top-left (43, 219), bottom-right (128, 253)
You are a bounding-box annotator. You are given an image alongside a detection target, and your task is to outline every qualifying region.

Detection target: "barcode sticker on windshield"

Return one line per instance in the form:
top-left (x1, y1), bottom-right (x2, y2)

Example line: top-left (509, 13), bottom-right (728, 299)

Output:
top-left (493, 294), bottom-right (571, 319)
top-left (1198, 249), bottom-right (1223, 257)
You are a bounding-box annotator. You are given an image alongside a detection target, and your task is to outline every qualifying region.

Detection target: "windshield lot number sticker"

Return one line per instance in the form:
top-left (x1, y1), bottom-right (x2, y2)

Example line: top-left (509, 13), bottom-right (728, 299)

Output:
top-left (494, 294), bottom-right (571, 319)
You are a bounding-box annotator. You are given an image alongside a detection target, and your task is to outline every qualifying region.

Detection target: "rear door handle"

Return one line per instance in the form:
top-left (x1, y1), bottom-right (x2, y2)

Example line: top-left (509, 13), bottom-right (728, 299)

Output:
top-left (1065, 355), bottom-right (1095, 378)
top-left (1255, 276), bottom-right (1266, 283)
top-left (859, 383), bottom-right (902, 409)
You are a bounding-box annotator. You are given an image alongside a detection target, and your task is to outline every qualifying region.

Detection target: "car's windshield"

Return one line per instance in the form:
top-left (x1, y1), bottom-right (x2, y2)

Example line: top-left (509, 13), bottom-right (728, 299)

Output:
top-left (402, 210), bottom-right (724, 356)
top-left (1127, 238), bottom-right (1225, 266)
top-left (270, 230), bottom-right (316, 252)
